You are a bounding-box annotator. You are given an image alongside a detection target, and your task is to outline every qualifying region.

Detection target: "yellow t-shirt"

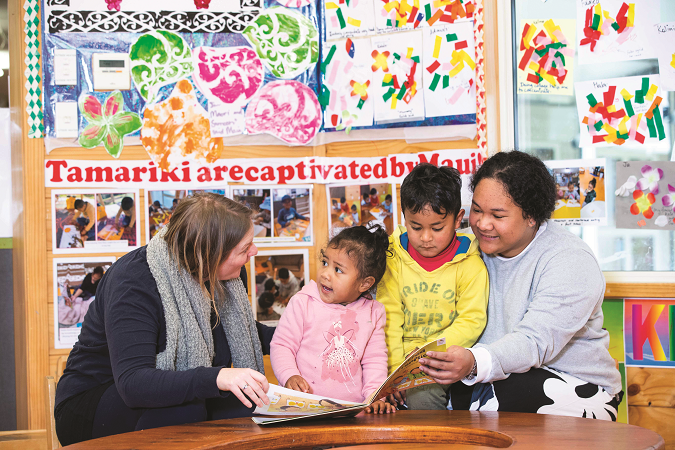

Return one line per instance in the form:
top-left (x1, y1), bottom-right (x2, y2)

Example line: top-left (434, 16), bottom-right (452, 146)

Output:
top-left (377, 226), bottom-right (489, 373)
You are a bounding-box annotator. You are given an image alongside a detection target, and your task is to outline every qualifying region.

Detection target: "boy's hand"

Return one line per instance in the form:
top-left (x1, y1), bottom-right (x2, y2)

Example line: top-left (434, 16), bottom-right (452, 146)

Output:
top-left (285, 375), bottom-right (312, 393)
top-left (364, 400), bottom-right (396, 414)
top-left (386, 390), bottom-right (406, 407)
top-left (419, 346), bottom-right (475, 385)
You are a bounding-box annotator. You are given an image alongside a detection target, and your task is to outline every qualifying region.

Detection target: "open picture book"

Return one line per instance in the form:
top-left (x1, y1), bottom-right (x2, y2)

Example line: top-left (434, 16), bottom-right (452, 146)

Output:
top-left (252, 338), bottom-right (446, 425)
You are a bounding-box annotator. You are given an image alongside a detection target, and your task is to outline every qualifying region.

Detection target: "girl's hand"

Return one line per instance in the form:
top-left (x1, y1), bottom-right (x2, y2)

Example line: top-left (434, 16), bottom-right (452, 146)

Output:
top-left (285, 375), bottom-right (312, 394)
top-left (216, 368), bottom-right (270, 409)
top-left (364, 400), bottom-right (396, 414)
top-left (419, 346), bottom-right (475, 385)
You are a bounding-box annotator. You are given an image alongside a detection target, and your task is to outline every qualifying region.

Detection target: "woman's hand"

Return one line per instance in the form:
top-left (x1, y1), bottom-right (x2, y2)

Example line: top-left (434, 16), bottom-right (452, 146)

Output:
top-left (364, 400), bottom-right (396, 414)
top-left (216, 368), bottom-right (270, 409)
top-left (419, 346), bottom-right (476, 385)
top-left (285, 375), bottom-right (312, 394)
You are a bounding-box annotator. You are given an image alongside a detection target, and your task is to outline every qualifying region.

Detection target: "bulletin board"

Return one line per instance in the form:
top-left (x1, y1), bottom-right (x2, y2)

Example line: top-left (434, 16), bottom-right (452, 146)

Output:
top-left (10, 0), bottom-right (495, 430)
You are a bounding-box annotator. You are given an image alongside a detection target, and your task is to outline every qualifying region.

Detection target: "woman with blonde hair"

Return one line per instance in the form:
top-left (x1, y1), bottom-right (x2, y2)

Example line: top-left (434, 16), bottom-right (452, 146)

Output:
top-left (55, 193), bottom-right (272, 445)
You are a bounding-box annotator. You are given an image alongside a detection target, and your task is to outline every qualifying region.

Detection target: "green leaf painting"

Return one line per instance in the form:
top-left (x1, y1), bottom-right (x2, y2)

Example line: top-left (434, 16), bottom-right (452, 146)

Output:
top-left (78, 91), bottom-right (142, 158)
top-left (129, 30), bottom-right (194, 103)
top-left (243, 7), bottom-right (319, 80)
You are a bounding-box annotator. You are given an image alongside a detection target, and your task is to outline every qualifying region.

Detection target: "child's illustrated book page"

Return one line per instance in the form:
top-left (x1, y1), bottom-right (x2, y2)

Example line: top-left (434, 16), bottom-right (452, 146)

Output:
top-left (252, 338), bottom-right (446, 425)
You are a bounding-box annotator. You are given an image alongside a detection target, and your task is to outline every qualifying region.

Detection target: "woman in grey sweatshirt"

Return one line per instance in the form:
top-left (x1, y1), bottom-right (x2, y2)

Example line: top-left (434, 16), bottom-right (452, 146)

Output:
top-left (418, 151), bottom-right (623, 421)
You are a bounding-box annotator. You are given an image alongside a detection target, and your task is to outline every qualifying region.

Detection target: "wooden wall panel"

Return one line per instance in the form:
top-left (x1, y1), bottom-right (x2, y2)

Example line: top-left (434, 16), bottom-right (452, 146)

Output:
top-left (628, 406), bottom-right (675, 450)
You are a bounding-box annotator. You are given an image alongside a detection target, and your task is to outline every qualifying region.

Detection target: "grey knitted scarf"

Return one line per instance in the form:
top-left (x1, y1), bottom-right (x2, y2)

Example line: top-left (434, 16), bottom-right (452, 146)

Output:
top-left (146, 227), bottom-right (265, 374)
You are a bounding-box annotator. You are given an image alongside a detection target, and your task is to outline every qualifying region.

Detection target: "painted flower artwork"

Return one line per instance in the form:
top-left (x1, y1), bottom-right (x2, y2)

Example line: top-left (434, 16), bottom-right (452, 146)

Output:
top-left (636, 164), bottom-right (663, 195)
top-left (630, 189), bottom-right (656, 219)
top-left (78, 91), bottom-right (142, 158)
top-left (663, 184), bottom-right (675, 213)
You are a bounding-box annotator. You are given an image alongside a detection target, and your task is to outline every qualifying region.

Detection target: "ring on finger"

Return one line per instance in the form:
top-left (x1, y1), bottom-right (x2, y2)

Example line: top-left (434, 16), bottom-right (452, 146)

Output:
top-left (242, 383), bottom-right (249, 390)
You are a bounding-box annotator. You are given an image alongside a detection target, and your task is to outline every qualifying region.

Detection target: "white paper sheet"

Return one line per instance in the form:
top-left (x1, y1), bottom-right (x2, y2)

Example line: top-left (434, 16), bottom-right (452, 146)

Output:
top-left (654, 22), bottom-right (675, 92)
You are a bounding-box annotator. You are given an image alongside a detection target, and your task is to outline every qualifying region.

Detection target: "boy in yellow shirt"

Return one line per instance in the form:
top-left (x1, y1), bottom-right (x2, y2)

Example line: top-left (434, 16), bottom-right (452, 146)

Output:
top-left (378, 163), bottom-right (488, 410)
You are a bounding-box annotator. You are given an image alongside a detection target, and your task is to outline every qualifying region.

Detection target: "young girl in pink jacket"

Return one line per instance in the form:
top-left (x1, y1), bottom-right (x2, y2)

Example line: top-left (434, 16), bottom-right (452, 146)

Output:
top-left (270, 224), bottom-right (394, 414)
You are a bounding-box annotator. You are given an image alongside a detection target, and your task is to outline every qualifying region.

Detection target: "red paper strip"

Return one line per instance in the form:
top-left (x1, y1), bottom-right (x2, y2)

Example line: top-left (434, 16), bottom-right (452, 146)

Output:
top-left (426, 60), bottom-right (441, 73)
top-left (455, 40), bottom-right (468, 50)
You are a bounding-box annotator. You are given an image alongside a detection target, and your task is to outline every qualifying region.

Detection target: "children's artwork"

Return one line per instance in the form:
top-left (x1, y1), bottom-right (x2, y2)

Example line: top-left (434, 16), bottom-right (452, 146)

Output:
top-left (600, 298), bottom-right (629, 423)
top-left (326, 183), bottom-right (397, 236)
top-left (371, 31), bottom-right (425, 124)
top-left (374, 0), bottom-right (475, 34)
top-left (250, 249), bottom-right (310, 327)
top-left (245, 81), bottom-right (322, 145)
top-left (654, 22), bottom-right (675, 92)
top-left (130, 30), bottom-right (194, 103)
top-left (141, 79), bottom-right (224, 172)
top-left (422, 21), bottom-right (476, 118)
top-left (575, 75), bottom-right (666, 147)
top-left (624, 298), bottom-right (675, 368)
top-left (78, 91), bottom-right (143, 158)
top-left (321, 38), bottom-right (374, 131)
top-left (546, 159), bottom-right (607, 226)
top-left (232, 187), bottom-right (273, 242)
top-left (517, 19), bottom-right (576, 96)
top-left (243, 7), bottom-right (320, 79)
top-left (272, 187), bottom-right (313, 245)
top-left (52, 190), bottom-right (141, 254)
top-left (192, 46), bottom-right (265, 108)
top-left (576, 0), bottom-right (658, 65)
top-left (53, 257), bottom-right (116, 349)
top-left (324, 0), bottom-right (377, 40)
top-left (615, 161), bottom-right (675, 230)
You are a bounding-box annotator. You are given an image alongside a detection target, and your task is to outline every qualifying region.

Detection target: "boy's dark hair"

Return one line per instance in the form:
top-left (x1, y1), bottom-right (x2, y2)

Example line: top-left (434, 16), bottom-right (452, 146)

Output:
top-left (173, 199), bottom-right (178, 204)
top-left (258, 292), bottom-right (276, 309)
top-left (385, 194), bottom-right (392, 201)
top-left (351, 204), bottom-right (357, 211)
top-left (74, 199), bottom-right (85, 209)
top-left (588, 178), bottom-right (597, 188)
top-left (340, 196), bottom-right (346, 203)
top-left (369, 188), bottom-right (377, 195)
top-left (470, 151), bottom-right (555, 226)
top-left (92, 266), bottom-right (104, 276)
top-left (362, 193), bottom-right (369, 200)
top-left (278, 268), bottom-right (290, 279)
top-left (281, 195), bottom-right (292, 203)
top-left (264, 278), bottom-right (277, 291)
top-left (324, 223), bottom-right (391, 290)
top-left (401, 163), bottom-right (462, 217)
top-left (153, 200), bottom-right (161, 207)
top-left (567, 181), bottom-right (575, 187)
top-left (121, 196), bottom-right (134, 210)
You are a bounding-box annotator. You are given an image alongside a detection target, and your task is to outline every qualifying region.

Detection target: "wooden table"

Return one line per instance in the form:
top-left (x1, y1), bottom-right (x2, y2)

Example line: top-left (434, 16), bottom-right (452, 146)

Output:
top-left (62, 410), bottom-right (664, 449)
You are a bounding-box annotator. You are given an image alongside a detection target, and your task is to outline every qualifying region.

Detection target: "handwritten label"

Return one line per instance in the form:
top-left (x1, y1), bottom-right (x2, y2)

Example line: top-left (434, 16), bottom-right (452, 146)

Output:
top-left (208, 101), bottom-right (245, 138)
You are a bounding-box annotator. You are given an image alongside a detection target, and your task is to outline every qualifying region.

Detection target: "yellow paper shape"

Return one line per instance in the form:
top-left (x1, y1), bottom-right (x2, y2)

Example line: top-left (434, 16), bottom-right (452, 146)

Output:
top-left (384, 1), bottom-right (399, 12)
top-left (646, 84), bottom-right (658, 102)
top-left (543, 19), bottom-right (560, 42)
top-left (448, 60), bottom-right (465, 78)
top-left (433, 35), bottom-right (442, 59)
top-left (618, 116), bottom-right (629, 135)
top-left (602, 123), bottom-right (617, 134)
top-left (540, 71), bottom-right (556, 85)
top-left (620, 88), bottom-right (633, 101)
top-left (528, 61), bottom-right (540, 72)
top-left (523, 24), bottom-right (537, 49)
top-left (461, 50), bottom-right (476, 70)
top-left (391, 95), bottom-right (398, 109)
top-left (326, 2), bottom-right (339, 8)
top-left (347, 17), bottom-right (361, 27)
top-left (670, 53), bottom-right (675, 70)
top-left (406, 47), bottom-right (413, 59)
top-left (636, 113), bottom-right (643, 128)
top-left (607, 105), bottom-right (616, 113)
top-left (627, 3), bottom-right (635, 27)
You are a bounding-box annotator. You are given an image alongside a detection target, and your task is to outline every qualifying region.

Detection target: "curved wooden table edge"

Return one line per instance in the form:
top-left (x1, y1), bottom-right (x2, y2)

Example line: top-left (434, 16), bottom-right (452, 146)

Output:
top-left (61, 411), bottom-right (665, 450)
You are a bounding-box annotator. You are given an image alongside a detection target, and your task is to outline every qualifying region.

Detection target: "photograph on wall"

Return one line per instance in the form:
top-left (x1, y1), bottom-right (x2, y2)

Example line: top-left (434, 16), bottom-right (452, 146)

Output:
top-left (272, 187), bottom-right (313, 245)
top-left (232, 187), bottom-right (273, 243)
top-left (53, 257), bottom-right (116, 349)
top-left (52, 190), bottom-right (141, 254)
top-left (250, 249), bottom-right (310, 327)
top-left (624, 298), bottom-right (675, 368)
top-left (545, 159), bottom-right (607, 226)
top-left (615, 161), bottom-right (675, 230)
top-left (326, 183), bottom-right (397, 237)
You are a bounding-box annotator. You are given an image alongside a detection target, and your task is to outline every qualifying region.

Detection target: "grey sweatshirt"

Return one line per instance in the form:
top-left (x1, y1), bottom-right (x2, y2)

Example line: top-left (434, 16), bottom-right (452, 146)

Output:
top-left (476, 221), bottom-right (622, 395)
